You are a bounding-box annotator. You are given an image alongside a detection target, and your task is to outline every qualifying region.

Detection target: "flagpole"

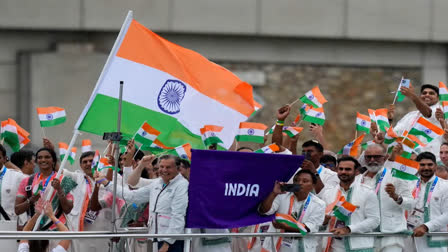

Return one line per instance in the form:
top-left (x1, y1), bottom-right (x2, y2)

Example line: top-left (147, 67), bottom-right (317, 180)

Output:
top-left (132, 144), bottom-right (142, 160)
top-left (31, 129), bottom-right (80, 231)
top-left (392, 76), bottom-right (404, 105)
top-left (40, 126), bottom-right (46, 139)
top-left (289, 97), bottom-right (301, 107)
top-left (111, 81), bottom-right (124, 237)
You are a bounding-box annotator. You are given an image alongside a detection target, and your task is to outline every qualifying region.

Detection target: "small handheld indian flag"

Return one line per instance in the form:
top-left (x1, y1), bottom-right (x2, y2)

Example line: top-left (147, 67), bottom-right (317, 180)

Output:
top-left (387, 136), bottom-right (415, 159)
top-left (254, 143), bottom-right (280, 154)
top-left (442, 101), bottom-right (448, 118)
top-left (356, 112), bottom-right (371, 134)
top-left (391, 156), bottom-right (419, 180)
top-left (337, 134), bottom-right (365, 157)
top-left (384, 126), bottom-right (399, 145)
top-left (275, 213), bottom-right (307, 235)
top-left (375, 108), bottom-right (389, 132)
top-left (283, 126), bottom-right (303, 138)
top-left (97, 157), bottom-right (114, 171)
top-left (68, 147), bottom-right (77, 165)
top-left (134, 121), bottom-right (160, 146)
top-left (36, 107), bottom-right (66, 127)
top-left (299, 86), bottom-right (327, 108)
top-left (59, 142), bottom-right (68, 160)
top-left (406, 133), bottom-right (427, 148)
top-left (1, 118), bottom-right (30, 152)
top-left (439, 82), bottom-right (448, 101)
top-left (81, 139), bottom-right (92, 153)
top-left (91, 150), bottom-right (100, 174)
top-left (395, 78), bottom-right (410, 103)
top-left (299, 104), bottom-right (311, 115)
top-left (303, 106), bottom-right (325, 125)
top-left (235, 122), bottom-right (267, 144)
top-left (333, 196), bottom-right (357, 221)
top-left (200, 125), bottom-right (224, 146)
top-left (141, 139), bottom-right (174, 154)
top-left (168, 143), bottom-right (192, 160)
top-left (408, 116), bottom-right (444, 143)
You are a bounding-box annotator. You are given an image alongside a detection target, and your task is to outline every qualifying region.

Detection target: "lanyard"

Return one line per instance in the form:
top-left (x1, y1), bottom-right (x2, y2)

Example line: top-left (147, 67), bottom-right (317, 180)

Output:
top-left (317, 166), bottom-right (323, 175)
top-left (39, 172), bottom-right (55, 191)
top-left (0, 167), bottom-right (6, 181)
top-left (414, 176), bottom-right (438, 207)
top-left (298, 194), bottom-right (311, 222)
top-left (375, 168), bottom-right (387, 194)
top-left (85, 177), bottom-right (92, 197)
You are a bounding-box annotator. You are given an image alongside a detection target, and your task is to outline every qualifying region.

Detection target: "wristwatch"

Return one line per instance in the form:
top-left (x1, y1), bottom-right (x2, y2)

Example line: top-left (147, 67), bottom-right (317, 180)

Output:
top-left (396, 196), bottom-right (403, 204)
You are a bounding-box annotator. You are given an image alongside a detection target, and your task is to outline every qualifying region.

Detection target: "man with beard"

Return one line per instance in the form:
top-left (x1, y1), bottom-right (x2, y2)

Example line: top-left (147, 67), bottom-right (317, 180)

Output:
top-left (319, 156), bottom-right (379, 252)
top-left (408, 152), bottom-right (448, 252)
top-left (357, 144), bottom-right (415, 252)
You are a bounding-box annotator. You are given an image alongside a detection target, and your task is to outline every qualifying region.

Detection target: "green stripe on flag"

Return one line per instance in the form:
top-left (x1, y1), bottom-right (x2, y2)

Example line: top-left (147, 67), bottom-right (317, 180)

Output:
top-left (78, 94), bottom-right (204, 149)
top-left (299, 96), bottom-right (319, 108)
top-left (356, 125), bottom-right (370, 134)
top-left (440, 94), bottom-right (448, 101)
top-left (203, 136), bottom-right (223, 146)
top-left (396, 91), bottom-right (405, 102)
top-left (134, 134), bottom-right (154, 146)
top-left (40, 117), bottom-right (66, 127)
top-left (303, 115), bottom-right (325, 125)
top-left (235, 135), bottom-right (264, 144)
top-left (391, 168), bottom-right (418, 180)
top-left (1, 131), bottom-right (20, 152)
top-left (333, 207), bottom-right (349, 222)
top-left (377, 120), bottom-right (390, 132)
top-left (408, 128), bottom-right (433, 142)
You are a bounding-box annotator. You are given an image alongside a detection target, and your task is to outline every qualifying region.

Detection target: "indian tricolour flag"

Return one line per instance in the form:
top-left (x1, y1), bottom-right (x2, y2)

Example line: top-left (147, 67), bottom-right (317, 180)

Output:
top-left (59, 143), bottom-right (76, 165)
top-left (168, 143), bottom-right (192, 160)
top-left (384, 126), bottom-right (399, 145)
top-left (141, 139), bottom-right (174, 154)
top-left (254, 143), bottom-right (280, 154)
top-left (284, 126), bottom-right (303, 138)
top-left (409, 117), bottom-right (444, 143)
top-left (200, 125), bottom-right (224, 146)
top-left (391, 156), bottom-right (419, 180)
top-left (375, 108), bottom-right (389, 132)
top-left (97, 157), bottom-right (113, 171)
top-left (333, 196), bottom-right (357, 221)
top-left (293, 114), bottom-right (301, 125)
top-left (91, 150), bottom-right (100, 171)
top-left (275, 213), bottom-right (307, 235)
top-left (395, 78), bottom-right (410, 103)
top-left (36, 107), bottom-right (66, 127)
top-left (1, 118), bottom-right (30, 152)
top-left (387, 136), bottom-right (415, 159)
top-left (299, 104), bottom-right (310, 115)
top-left (356, 112), bottom-right (371, 134)
top-left (303, 107), bottom-right (325, 125)
top-left (299, 86), bottom-right (327, 108)
top-left (442, 101), bottom-right (448, 118)
top-left (235, 122), bottom-right (267, 144)
top-left (68, 147), bottom-right (77, 165)
top-left (439, 82), bottom-right (448, 101)
top-left (134, 121), bottom-right (160, 146)
top-left (81, 139), bottom-right (92, 153)
top-left (74, 12), bottom-right (256, 150)
top-left (338, 134), bottom-right (365, 157)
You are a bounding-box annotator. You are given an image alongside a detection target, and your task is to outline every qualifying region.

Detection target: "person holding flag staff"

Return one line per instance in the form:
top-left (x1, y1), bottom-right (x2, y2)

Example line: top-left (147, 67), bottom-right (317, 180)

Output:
top-left (14, 146), bottom-right (76, 231)
top-left (407, 152), bottom-right (448, 252)
top-left (319, 156), bottom-right (380, 252)
top-left (258, 170), bottom-right (325, 252)
top-left (355, 144), bottom-right (415, 252)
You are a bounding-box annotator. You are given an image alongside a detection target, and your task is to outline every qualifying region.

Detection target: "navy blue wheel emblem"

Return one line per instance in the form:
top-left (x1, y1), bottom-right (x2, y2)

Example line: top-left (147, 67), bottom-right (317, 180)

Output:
top-left (247, 128), bottom-right (255, 135)
top-left (180, 154), bottom-right (188, 160)
top-left (400, 165), bottom-right (406, 171)
top-left (141, 131), bottom-right (147, 136)
top-left (347, 142), bottom-right (353, 147)
top-left (361, 120), bottom-right (366, 126)
top-left (46, 114), bottom-right (53, 120)
top-left (157, 80), bottom-right (187, 115)
top-left (308, 94), bottom-right (314, 100)
top-left (424, 129), bottom-right (432, 135)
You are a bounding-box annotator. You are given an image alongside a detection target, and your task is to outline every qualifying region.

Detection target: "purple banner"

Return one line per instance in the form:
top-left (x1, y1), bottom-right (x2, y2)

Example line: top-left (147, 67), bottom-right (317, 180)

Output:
top-left (186, 149), bottom-right (304, 228)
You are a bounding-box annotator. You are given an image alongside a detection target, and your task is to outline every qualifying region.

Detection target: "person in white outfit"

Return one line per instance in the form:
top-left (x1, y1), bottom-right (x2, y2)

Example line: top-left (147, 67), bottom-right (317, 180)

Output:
top-left (356, 144), bottom-right (415, 252)
top-left (258, 169), bottom-right (325, 252)
top-left (96, 154), bottom-right (189, 252)
top-left (319, 156), bottom-right (380, 252)
top-left (408, 152), bottom-right (448, 252)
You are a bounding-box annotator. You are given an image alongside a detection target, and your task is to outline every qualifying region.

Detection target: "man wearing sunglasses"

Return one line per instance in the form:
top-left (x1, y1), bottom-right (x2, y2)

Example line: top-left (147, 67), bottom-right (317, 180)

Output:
top-left (357, 144), bottom-right (415, 252)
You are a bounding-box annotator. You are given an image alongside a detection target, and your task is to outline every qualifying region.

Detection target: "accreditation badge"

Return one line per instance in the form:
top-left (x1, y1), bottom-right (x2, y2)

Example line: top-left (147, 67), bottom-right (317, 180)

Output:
top-left (407, 208), bottom-right (424, 229)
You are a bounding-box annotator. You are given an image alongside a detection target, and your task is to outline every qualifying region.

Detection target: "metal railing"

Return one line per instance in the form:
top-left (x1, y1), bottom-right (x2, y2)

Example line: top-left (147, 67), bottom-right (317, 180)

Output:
top-left (5, 230), bottom-right (448, 240)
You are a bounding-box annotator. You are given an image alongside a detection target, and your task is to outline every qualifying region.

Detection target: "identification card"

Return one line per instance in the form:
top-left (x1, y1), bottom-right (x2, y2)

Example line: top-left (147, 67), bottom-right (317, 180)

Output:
top-left (282, 237), bottom-right (293, 248)
top-left (407, 208), bottom-right (424, 230)
top-left (84, 210), bottom-right (99, 224)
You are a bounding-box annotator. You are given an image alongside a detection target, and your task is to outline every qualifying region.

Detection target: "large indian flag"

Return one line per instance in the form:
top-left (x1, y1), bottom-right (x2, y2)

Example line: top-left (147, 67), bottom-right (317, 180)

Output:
top-left (74, 12), bottom-right (256, 150)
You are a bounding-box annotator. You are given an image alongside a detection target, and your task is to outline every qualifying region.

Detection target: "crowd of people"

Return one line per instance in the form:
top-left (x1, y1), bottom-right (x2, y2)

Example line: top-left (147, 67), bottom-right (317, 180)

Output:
top-left (0, 82), bottom-right (447, 252)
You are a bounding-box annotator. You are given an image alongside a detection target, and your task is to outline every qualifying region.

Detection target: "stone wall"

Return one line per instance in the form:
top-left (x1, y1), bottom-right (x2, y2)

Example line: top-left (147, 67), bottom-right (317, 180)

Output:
top-left (221, 62), bottom-right (422, 152)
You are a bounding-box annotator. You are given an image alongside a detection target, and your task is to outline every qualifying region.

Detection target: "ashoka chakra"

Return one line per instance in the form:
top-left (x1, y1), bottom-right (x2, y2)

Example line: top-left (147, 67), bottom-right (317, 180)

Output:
top-left (157, 80), bottom-right (187, 115)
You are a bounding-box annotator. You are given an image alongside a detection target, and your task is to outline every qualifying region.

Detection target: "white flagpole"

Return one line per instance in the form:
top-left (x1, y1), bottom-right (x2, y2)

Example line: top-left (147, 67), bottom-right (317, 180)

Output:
top-left (392, 76), bottom-right (404, 105)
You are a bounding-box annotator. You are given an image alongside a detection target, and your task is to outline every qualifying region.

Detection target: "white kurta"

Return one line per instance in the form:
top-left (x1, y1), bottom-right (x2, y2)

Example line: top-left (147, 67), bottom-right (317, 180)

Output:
top-left (357, 162), bottom-right (415, 250)
top-left (409, 176), bottom-right (448, 252)
top-left (319, 182), bottom-right (380, 251)
top-left (0, 167), bottom-right (28, 221)
top-left (261, 193), bottom-right (325, 252)
top-left (394, 104), bottom-right (443, 161)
